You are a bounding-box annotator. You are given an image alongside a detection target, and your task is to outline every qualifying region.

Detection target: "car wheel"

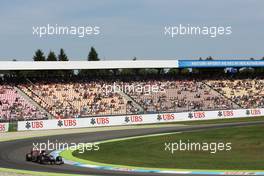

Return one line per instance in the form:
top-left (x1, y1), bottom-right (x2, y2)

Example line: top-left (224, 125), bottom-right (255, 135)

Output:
top-left (26, 154), bottom-right (31, 161)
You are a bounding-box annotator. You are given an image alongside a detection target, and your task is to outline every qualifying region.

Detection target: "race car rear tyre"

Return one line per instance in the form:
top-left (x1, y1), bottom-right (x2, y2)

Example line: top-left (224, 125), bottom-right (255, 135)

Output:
top-left (26, 154), bottom-right (32, 161)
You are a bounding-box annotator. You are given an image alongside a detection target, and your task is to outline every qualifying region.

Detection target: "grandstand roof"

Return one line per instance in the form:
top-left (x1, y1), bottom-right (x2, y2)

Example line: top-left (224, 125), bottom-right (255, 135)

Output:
top-left (0, 60), bottom-right (264, 70)
top-left (0, 60), bottom-right (178, 70)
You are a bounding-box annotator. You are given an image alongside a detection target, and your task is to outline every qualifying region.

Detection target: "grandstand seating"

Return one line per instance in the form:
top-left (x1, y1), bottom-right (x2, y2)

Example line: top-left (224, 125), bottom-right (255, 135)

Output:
top-left (207, 79), bottom-right (264, 108)
top-left (0, 85), bottom-right (47, 122)
top-left (1, 77), bottom-right (264, 122)
top-left (19, 82), bottom-right (136, 119)
top-left (125, 80), bottom-right (237, 112)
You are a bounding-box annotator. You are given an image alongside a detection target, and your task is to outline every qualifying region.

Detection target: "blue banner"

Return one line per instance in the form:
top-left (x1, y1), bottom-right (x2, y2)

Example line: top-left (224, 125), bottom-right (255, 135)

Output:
top-left (178, 60), bottom-right (264, 68)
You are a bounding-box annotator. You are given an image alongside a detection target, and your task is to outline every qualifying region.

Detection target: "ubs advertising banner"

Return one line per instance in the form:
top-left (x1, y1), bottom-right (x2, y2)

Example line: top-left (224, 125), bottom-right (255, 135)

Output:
top-left (0, 123), bottom-right (9, 132)
top-left (17, 108), bottom-right (264, 131)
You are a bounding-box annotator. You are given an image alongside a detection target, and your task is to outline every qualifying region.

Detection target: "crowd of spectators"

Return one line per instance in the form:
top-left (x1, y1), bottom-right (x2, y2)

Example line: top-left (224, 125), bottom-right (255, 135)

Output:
top-left (1, 77), bottom-right (264, 122)
top-left (19, 81), bottom-right (138, 119)
top-left (207, 78), bottom-right (264, 108)
top-left (124, 79), bottom-right (237, 113)
top-left (0, 85), bottom-right (47, 122)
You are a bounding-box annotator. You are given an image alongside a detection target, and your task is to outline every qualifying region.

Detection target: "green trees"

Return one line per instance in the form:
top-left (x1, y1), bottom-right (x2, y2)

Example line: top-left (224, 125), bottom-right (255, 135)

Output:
top-left (88, 47), bottom-right (99, 61)
top-left (47, 51), bottom-right (57, 61)
top-left (58, 49), bottom-right (69, 61)
top-left (33, 49), bottom-right (46, 61)
top-left (33, 48), bottom-right (69, 62)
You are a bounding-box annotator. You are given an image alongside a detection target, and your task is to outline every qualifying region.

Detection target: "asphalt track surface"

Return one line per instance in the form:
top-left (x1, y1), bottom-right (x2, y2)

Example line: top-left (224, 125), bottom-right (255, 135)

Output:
top-left (1, 121), bottom-right (264, 176)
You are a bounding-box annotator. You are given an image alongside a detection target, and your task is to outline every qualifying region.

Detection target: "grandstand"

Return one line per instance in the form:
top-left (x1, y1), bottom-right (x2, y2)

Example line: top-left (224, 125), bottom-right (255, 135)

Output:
top-left (207, 79), bottom-right (264, 108)
top-left (0, 85), bottom-right (47, 122)
top-left (1, 60), bottom-right (264, 122)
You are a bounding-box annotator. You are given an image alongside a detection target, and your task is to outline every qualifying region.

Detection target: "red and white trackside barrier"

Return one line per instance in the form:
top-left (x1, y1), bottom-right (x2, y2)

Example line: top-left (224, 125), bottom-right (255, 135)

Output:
top-left (0, 123), bottom-right (9, 132)
top-left (17, 108), bottom-right (264, 131)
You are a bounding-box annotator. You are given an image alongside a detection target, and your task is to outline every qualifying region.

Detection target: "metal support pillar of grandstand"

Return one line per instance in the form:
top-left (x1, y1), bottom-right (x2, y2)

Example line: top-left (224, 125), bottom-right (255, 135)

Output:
top-left (14, 86), bottom-right (54, 119)
top-left (115, 86), bottom-right (144, 113)
top-left (201, 81), bottom-right (242, 109)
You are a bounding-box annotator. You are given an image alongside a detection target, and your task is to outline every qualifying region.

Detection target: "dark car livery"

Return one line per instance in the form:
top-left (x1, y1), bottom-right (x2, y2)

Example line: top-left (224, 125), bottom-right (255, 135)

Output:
top-left (26, 150), bottom-right (64, 165)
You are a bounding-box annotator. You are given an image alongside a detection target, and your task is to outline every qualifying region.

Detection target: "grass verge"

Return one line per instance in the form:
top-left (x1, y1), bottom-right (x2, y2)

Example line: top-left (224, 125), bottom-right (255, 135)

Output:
top-left (72, 124), bottom-right (264, 170)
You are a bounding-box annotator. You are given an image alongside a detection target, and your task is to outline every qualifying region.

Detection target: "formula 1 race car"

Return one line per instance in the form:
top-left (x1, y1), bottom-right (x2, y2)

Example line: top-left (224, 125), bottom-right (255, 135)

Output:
top-left (26, 150), bottom-right (64, 165)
